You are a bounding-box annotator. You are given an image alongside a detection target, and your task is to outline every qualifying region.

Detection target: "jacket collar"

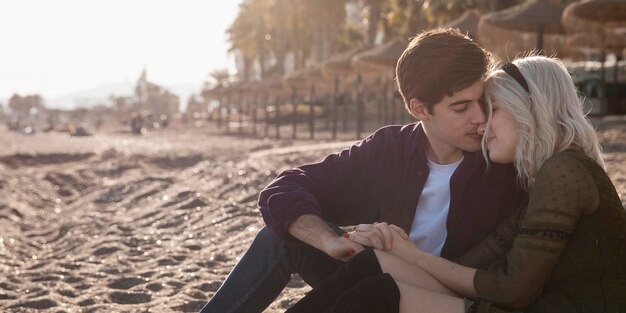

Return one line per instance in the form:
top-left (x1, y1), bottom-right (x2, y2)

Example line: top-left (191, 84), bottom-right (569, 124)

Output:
top-left (404, 122), bottom-right (425, 157)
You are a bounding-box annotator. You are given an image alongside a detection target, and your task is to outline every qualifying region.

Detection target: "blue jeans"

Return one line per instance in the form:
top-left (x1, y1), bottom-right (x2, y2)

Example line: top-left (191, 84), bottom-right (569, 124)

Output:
top-left (199, 226), bottom-right (345, 313)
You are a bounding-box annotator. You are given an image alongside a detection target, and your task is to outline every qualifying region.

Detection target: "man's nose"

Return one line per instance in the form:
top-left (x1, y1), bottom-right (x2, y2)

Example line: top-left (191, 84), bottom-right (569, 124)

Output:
top-left (477, 124), bottom-right (486, 135)
top-left (471, 103), bottom-right (487, 124)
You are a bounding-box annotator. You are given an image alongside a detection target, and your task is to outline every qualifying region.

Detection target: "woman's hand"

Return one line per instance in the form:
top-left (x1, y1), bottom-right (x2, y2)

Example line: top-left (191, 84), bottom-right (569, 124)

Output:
top-left (345, 222), bottom-right (409, 251)
top-left (387, 225), bottom-right (427, 262)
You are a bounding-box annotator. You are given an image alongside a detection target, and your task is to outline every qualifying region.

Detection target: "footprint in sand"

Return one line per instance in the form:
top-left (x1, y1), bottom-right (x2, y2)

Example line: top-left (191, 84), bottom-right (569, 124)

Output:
top-left (195, 281), bottom-right (222, 292)
top-left (30, 275), bottom-right (61, 283)
top-left (183, 244), bottom-right (202, 251)
top-left (0, 293), bottom-right (16, 300)
top-left (146, 283), bottom-right (164, 292)
top-left (73, 283), bottom-right (93, 291)
top-left (156, 217), bottom-right (186, 229)
top-left (170, 300), bottom-right (207, 312)
top-left (108, 291), bottom-right (151, 304)
top-left (77, 299), bottom-right (96, 307)
top-left (179, 198), bottom-right (207, 210)
top-left (57, 288), bottom-right (79, 298)
top-left (9, 298), bottom-right (57, 309)
top-left (157, 257), bottom-right (179, 266)
top-left (62, 275), bottom-right (83, 284)
top-left (107, 277), bottom-right (146, 290)
top-left (92, 246), bottom-right (120, 256)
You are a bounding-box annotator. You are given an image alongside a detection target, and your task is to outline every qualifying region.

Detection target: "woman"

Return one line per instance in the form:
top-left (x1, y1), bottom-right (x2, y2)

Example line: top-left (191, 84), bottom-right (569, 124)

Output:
top-left (286, 56), bottom-right (626, 313)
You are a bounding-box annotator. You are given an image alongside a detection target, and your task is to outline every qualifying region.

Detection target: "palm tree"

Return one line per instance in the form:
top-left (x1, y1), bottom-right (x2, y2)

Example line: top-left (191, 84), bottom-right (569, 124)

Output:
top-left (206, 69), bottom-right (232, 89)
top-left (227, 0), bottom-right (273, 81)
top-left (228, 0), bottom-right (349, 75)
top-left (364, 0), bottom-right (386, 46)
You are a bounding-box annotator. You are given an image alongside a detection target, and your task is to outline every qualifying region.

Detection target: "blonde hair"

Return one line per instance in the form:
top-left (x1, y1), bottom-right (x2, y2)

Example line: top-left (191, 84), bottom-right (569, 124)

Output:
top-left (483, 55), bottom-right (604, 188)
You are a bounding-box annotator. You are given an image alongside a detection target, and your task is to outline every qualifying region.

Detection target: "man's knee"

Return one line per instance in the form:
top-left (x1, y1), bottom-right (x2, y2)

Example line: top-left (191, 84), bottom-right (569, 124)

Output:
top-left (253, 226), bottom-right (284, 253)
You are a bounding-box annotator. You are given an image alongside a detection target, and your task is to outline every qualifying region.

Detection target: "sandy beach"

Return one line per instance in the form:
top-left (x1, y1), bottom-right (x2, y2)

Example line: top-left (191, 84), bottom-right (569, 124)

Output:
top-left (0, 119), bottom-right (624, 312)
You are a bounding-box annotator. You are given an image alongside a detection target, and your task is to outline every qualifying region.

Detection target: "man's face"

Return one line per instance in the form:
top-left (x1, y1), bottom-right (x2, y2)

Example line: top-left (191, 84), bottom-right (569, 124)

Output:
top-left (421, 79), bottom-right (486, 155)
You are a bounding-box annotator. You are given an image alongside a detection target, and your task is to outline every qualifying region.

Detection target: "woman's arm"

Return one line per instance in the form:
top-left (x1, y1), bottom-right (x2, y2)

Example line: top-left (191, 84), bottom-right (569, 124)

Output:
top-left (386, 230), bottom-right (478, 299)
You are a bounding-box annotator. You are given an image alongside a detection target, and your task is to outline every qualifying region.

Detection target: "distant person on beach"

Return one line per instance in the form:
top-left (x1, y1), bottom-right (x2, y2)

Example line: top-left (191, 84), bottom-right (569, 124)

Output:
top-left (285, 56), bottom-right (626, 313)
top-left (199, 28), bottom-right (526, 313)
top-left (130, 112), bottom-right (144, 135)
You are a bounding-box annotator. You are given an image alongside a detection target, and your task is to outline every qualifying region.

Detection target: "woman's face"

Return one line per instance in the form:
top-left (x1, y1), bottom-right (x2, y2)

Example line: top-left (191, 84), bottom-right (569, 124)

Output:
top-left (483, 100), bottom-right (518, 163)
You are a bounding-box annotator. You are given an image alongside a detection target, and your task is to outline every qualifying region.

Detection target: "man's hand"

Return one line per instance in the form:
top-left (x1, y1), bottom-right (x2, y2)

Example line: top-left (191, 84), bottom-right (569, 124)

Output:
top-left (346, 222), bottom-right (409, 251)
top-left (321, 234), bottom-right (365, 261)
top-left (288, 214), bottom-right (365, 261)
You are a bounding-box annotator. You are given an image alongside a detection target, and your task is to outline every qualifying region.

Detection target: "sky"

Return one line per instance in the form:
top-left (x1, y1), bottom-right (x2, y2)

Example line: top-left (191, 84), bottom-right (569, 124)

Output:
top-left (0, 0), bottom-right (241, 107)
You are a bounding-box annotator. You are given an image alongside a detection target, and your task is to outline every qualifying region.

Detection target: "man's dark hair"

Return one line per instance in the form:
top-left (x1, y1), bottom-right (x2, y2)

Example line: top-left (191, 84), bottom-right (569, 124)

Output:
top-left (396, 28), bottom-right (492, 114)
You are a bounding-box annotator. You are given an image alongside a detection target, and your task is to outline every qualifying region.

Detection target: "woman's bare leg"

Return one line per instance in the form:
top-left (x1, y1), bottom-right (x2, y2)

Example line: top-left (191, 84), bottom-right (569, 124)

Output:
top-left (374, 249), bottom-right (457, 297)
top-left (397, 281), bottom-right (465, 313)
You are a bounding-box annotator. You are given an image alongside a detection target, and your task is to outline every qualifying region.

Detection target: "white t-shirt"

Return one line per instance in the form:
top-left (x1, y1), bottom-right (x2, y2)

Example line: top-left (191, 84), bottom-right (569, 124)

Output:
top-left (408, 157), bottom-right (462, 256)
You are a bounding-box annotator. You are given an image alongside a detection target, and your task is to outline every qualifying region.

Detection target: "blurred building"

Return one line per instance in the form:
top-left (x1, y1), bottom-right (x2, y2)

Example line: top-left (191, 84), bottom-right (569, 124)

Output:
top-left (185, 94), bottom-right (207, 119)
top-left (7, 94), bottom-right (46, 119)
top-left (134, 69), bottom-right (180, 118)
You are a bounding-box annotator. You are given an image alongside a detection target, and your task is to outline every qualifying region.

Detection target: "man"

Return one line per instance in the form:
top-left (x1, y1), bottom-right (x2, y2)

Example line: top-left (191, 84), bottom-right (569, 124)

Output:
top-left (200, 28), bottom-right (525, 313)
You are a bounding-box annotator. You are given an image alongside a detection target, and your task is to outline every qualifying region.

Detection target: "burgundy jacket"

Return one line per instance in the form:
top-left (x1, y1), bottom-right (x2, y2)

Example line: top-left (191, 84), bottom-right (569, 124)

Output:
top-left (259, 123), bottom-right (526, 259)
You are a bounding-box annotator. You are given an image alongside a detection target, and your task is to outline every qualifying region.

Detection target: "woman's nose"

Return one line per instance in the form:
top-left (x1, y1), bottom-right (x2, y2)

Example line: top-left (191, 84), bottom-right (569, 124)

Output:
top-left (477, 124), bottom-right (486, 135)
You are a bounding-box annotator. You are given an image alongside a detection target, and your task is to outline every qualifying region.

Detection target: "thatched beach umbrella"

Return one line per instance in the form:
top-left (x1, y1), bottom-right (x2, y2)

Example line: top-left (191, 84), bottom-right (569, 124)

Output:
top-left (480, 0), bottom-right (565, 51)
top-left (352, 38), bottom-right (407, 73)
top-left (321, 48), bottom-right (365, 84)
top-left (243, 81), bottom-right (265, 136)
top-left (352, 39), bottom-right (408, 136)
top-left (567, 30), bottom-right (626, 53)
top-left (282, 65), bottom-right (328, 139)
top-left (258, 76), bottom-right (287, 138)
top-left (283, 65), bottom-right (328, 93)
top-left (259, 76), bottom-right (285, 97)
top-left (201, 85), bottom-right (223, 100)
top-left (563, 0), bottom-right (626, 114)
top-left (563, 0), bottom-right (626, 33)
top-left (214, 84), bottom-right (236, 132)
top-left (202, 85), bottom-right (228, 128)
top-left (227, 82), bottom-right (252, 134)
top-left (321, 48), bottom-right (367, 139)
top-left (444, 10), bottom-right (481, 41)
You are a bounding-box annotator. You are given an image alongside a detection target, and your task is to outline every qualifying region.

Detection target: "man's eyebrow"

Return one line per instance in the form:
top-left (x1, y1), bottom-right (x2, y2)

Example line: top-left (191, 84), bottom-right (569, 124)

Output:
top-left (448, 100), bottom-right (472, 107)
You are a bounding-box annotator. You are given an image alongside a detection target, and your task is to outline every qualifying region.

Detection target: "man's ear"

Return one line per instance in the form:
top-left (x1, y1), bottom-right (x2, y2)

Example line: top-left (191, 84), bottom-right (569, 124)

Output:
top-left (409, 99), bottom-right (430, 121)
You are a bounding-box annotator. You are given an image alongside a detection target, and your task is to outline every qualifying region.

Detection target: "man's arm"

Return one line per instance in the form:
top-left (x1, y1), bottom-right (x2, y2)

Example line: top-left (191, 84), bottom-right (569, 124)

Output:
top-left (259, 126), bottom-right (411, 259)
top-left (259, 129), bottom-right (396, 239)
top-left (288, 214), bottom-right (364, 261)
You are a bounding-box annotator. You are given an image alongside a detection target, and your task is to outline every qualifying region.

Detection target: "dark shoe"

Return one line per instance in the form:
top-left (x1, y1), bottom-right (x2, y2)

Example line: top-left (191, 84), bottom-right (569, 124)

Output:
top-left (286, 249), bottom-right (382, 313)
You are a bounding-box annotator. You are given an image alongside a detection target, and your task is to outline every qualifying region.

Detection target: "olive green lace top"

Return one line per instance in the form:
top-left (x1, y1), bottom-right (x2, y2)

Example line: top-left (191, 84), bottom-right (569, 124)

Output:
top-left (457, 150), bottom-right (626, 313)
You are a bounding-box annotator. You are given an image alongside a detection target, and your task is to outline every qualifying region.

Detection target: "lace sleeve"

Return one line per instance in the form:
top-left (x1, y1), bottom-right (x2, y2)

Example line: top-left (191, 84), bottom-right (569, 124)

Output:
top-left (455, 200), bottom-right (525, 269)
top-left (472, 152), bottom-right (600, 310)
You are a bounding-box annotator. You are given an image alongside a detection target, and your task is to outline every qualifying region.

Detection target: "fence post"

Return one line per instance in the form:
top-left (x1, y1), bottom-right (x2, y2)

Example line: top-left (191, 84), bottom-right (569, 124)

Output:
top-left (225, 93), bottom-right (232, 134)
top-left (238, 94), bottom-right (244, 135)
top-left (332, 75), bottom-right (339, 140)
top-left (252, 94), bottom-right (258, 136)
top-left (217, 95), bottom-right (223, 129)
top-left (291, 86), bottom-right (298, 139)
top-left (356, 73), bottom-right (363, 139)
top-left (309, 85), bottom-right (315, 139)
top-left (264, 94), bottom-right (269, 138)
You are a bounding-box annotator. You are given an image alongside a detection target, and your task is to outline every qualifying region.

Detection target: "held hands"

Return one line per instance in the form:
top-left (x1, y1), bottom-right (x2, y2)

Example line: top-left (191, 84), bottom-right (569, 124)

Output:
top-left (322, 233), bottom-right (365, 261)
top-left (344, 222), bottom-right (409, 251)
top-left (387, 225), bottom-right (421, 260)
